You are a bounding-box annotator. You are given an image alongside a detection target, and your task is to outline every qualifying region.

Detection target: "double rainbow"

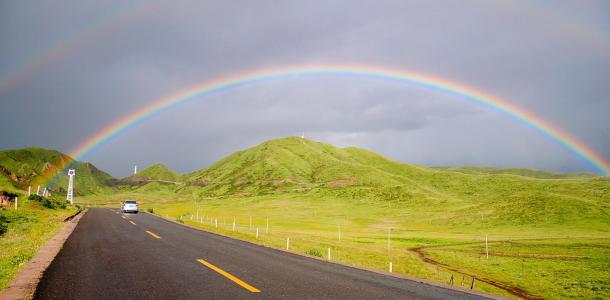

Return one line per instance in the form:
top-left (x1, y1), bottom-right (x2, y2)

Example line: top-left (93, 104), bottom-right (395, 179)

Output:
top-left (51, 64), bottom-right (610, 182)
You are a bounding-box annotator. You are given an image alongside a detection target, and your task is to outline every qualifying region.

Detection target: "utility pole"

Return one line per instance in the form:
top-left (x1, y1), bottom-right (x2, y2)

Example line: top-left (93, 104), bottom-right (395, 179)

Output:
top-left (134, 165), bottom-right (137, 175)
top-left (66, 169), bottom-right (75, 204)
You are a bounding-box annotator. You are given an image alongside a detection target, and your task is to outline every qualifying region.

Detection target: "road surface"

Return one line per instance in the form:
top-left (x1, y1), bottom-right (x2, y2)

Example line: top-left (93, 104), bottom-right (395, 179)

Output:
top-left (35, 208), bottom-right (491, 299)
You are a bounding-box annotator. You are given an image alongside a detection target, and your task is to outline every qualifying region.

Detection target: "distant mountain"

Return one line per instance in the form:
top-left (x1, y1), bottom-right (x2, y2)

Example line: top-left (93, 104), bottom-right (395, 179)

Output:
top-left (434, 166), bottom-right (597, 179)
top-left (0, 147), bottom-right (113, 195)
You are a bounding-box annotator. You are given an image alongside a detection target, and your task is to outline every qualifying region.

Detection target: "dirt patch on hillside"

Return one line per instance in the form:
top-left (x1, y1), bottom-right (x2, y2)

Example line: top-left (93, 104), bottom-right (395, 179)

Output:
top-left (327, 178), bottom-right (356, 188)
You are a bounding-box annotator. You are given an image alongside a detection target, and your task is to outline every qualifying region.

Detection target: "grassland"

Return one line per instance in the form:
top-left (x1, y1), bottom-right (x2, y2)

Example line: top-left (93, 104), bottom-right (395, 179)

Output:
top-left (83, 184), bottom-right (609, 299)
top-left (5, 137), bottom-right (609, 298)
top-left (0, 197), bottom-right (78, 289)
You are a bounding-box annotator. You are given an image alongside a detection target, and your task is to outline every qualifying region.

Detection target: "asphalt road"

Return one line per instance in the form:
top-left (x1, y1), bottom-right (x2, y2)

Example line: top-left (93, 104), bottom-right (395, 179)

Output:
top-left (35, 208), bottom-right (491, 299)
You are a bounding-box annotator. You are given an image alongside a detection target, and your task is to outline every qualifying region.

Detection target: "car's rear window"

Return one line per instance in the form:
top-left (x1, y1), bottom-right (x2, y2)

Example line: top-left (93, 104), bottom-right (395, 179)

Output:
top-left (125, 200), bottom-right (137, 204)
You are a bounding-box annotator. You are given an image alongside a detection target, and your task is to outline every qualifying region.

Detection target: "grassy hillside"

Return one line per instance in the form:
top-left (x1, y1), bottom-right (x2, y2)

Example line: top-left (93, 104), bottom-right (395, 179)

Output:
top-left (122, 163), bottom-right (180, 183)
top-left (434, 166), bottom-right (597, 179)
top-left (0, 147), bottom-right (114, 195)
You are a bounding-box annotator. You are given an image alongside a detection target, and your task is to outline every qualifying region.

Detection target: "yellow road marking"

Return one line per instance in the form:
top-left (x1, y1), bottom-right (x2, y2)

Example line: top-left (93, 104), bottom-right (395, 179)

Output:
top-left (196, 259), bottom-right (260, 293)
top-left (129, 221), bottom-right (136, 225)
top-left (146, 230), bottom-right (161, 239)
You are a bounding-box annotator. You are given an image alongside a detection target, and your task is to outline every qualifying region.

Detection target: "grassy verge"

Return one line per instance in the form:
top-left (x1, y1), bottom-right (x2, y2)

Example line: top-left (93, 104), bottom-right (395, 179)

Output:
top-left (0, 198), bottom-right (78, 289)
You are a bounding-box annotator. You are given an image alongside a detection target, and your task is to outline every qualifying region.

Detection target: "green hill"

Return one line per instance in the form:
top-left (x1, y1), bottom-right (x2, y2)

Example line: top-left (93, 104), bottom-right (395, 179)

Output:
top-left (0, 147), bottom-right (113, 195)
top-left (179, 137), bottom-right (609, 230)
top-left (116, 163), bottom-right (181, 186)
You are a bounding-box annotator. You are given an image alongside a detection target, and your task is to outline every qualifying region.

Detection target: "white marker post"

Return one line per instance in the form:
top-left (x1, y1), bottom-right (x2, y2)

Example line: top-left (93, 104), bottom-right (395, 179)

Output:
top-left (28, 186), bottom-right (31, 196)
top-left (232, 217), bottom-right (236, 231)
top-left (249, 216), bottom-right (252, 229)
top-left (36, 185), bottom-right (40, 196)
top-left (485, 235), bottom-right (489, 259)
top-left (256, 227), bottom-right (259, 239)
top-left (286, 237), bottom-right (290, 250)
top-left (389, 262), bottom-right (393, 273)
top-left (215, 218), bottom-right (218, 228)
top-left (327, 248), bottom-right (331, 261)
top-left (15, 197), bottom-right (18, 210)
top-left (338, 224), bottom-right (341, 241)
top-left (266, 217), bottom-right (269, 234)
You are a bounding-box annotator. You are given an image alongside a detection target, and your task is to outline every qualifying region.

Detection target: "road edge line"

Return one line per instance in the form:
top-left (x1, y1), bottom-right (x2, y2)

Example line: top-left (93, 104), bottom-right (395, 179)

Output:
top-left (145, 212), bottom-right (505, 300)
top-left (0, 209), bottom-right (87, 300)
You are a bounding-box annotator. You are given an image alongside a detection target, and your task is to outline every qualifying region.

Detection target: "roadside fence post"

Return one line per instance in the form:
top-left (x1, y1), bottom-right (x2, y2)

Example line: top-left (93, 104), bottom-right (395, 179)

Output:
top-left (286, 237), bottom-right (290, 250)
top-left (232, 217), bottom-right (236, 231)
top-left (266, 217), bottom-right (269, 234)
top-left (470, 277), bottom-right (475, 289)
top-left (249, 215), bottom-right (252, 229)
top-left (338, 224), bottom-right (341, 241)
top-left (215, 218), bottom-right (218, 227)
top-left (327, 248), bottom-right (331, 261)
top-left (256, 227), bottom-right (259, 239)
top-left (485, 235), bottom-right (489, 259)
top-left (15, 197), bottom-right (18, 210)
top-left (389, 262), bottom-right (392, 273)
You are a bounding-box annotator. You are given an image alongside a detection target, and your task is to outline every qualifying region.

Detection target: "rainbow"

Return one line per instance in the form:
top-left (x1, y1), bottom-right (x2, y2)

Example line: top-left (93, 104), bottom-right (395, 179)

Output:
top-left (52, 64), bottom-right (610, 181)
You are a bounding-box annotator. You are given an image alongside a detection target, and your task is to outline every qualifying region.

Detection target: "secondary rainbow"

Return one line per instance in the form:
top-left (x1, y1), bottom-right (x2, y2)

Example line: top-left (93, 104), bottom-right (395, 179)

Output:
top-left (61, 64), bottom-right (610, 177)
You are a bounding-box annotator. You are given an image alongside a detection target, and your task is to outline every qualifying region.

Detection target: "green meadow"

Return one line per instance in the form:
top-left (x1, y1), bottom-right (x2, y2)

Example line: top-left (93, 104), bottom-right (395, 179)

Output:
top-left (0, 198), bottom-right (78, 289)
top-left (2, 137), bottom-right (609, 298)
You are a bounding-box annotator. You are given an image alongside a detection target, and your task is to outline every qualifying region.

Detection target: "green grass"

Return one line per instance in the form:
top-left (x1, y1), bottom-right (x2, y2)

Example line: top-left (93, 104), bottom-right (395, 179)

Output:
top-left (0, 196), bottom-right (78, 289)
top-left (6, 137), bottom-right (610, 298)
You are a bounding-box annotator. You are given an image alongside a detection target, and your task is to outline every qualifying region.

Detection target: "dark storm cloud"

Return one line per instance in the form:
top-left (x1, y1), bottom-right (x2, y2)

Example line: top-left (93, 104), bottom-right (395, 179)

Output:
top-left (1, 0), bottom-right (609, 177)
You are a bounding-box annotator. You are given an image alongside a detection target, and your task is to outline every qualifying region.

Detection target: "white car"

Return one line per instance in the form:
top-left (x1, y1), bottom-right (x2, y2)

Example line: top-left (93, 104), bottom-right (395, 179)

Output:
top-left (121, 200), bottom-right (139, 213)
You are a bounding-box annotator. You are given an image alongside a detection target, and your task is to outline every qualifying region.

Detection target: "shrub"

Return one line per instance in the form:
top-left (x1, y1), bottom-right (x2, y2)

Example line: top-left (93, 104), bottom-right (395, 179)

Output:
top-left (0, 215), bottom-right (8, 236)
top-left (41, 198), bottom-right (55, 209)
top-left (147, 208), bottom-right (154, 214)
top-left (306, 249), bottom-right (322, 257)
top-left (28, 194), bottom-right (44, 201)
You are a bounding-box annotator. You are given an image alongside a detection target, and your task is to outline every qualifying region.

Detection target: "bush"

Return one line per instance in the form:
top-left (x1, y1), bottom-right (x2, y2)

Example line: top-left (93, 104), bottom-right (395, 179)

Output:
top-left (306, 249), bottom-right (322, 257)
top-left (147, 208), bottom-right (154, 214)
top-left (41, 198), bottom-right (55, 209)
top-left (28, 194), bottom-right (44, 201)
top-left (0, 215), bottom-right (8, 236)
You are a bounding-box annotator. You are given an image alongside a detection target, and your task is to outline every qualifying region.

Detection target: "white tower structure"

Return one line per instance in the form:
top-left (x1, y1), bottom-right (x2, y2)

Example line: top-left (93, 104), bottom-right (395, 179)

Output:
top-left (66, 169), bottom-right (75, 204)
top-left (134, 165), bottom-right (137, 175)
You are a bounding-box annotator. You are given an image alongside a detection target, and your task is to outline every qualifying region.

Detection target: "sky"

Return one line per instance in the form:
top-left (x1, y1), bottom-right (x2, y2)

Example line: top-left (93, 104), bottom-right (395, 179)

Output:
top-left (1, 0), bottom-right (609, 177)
